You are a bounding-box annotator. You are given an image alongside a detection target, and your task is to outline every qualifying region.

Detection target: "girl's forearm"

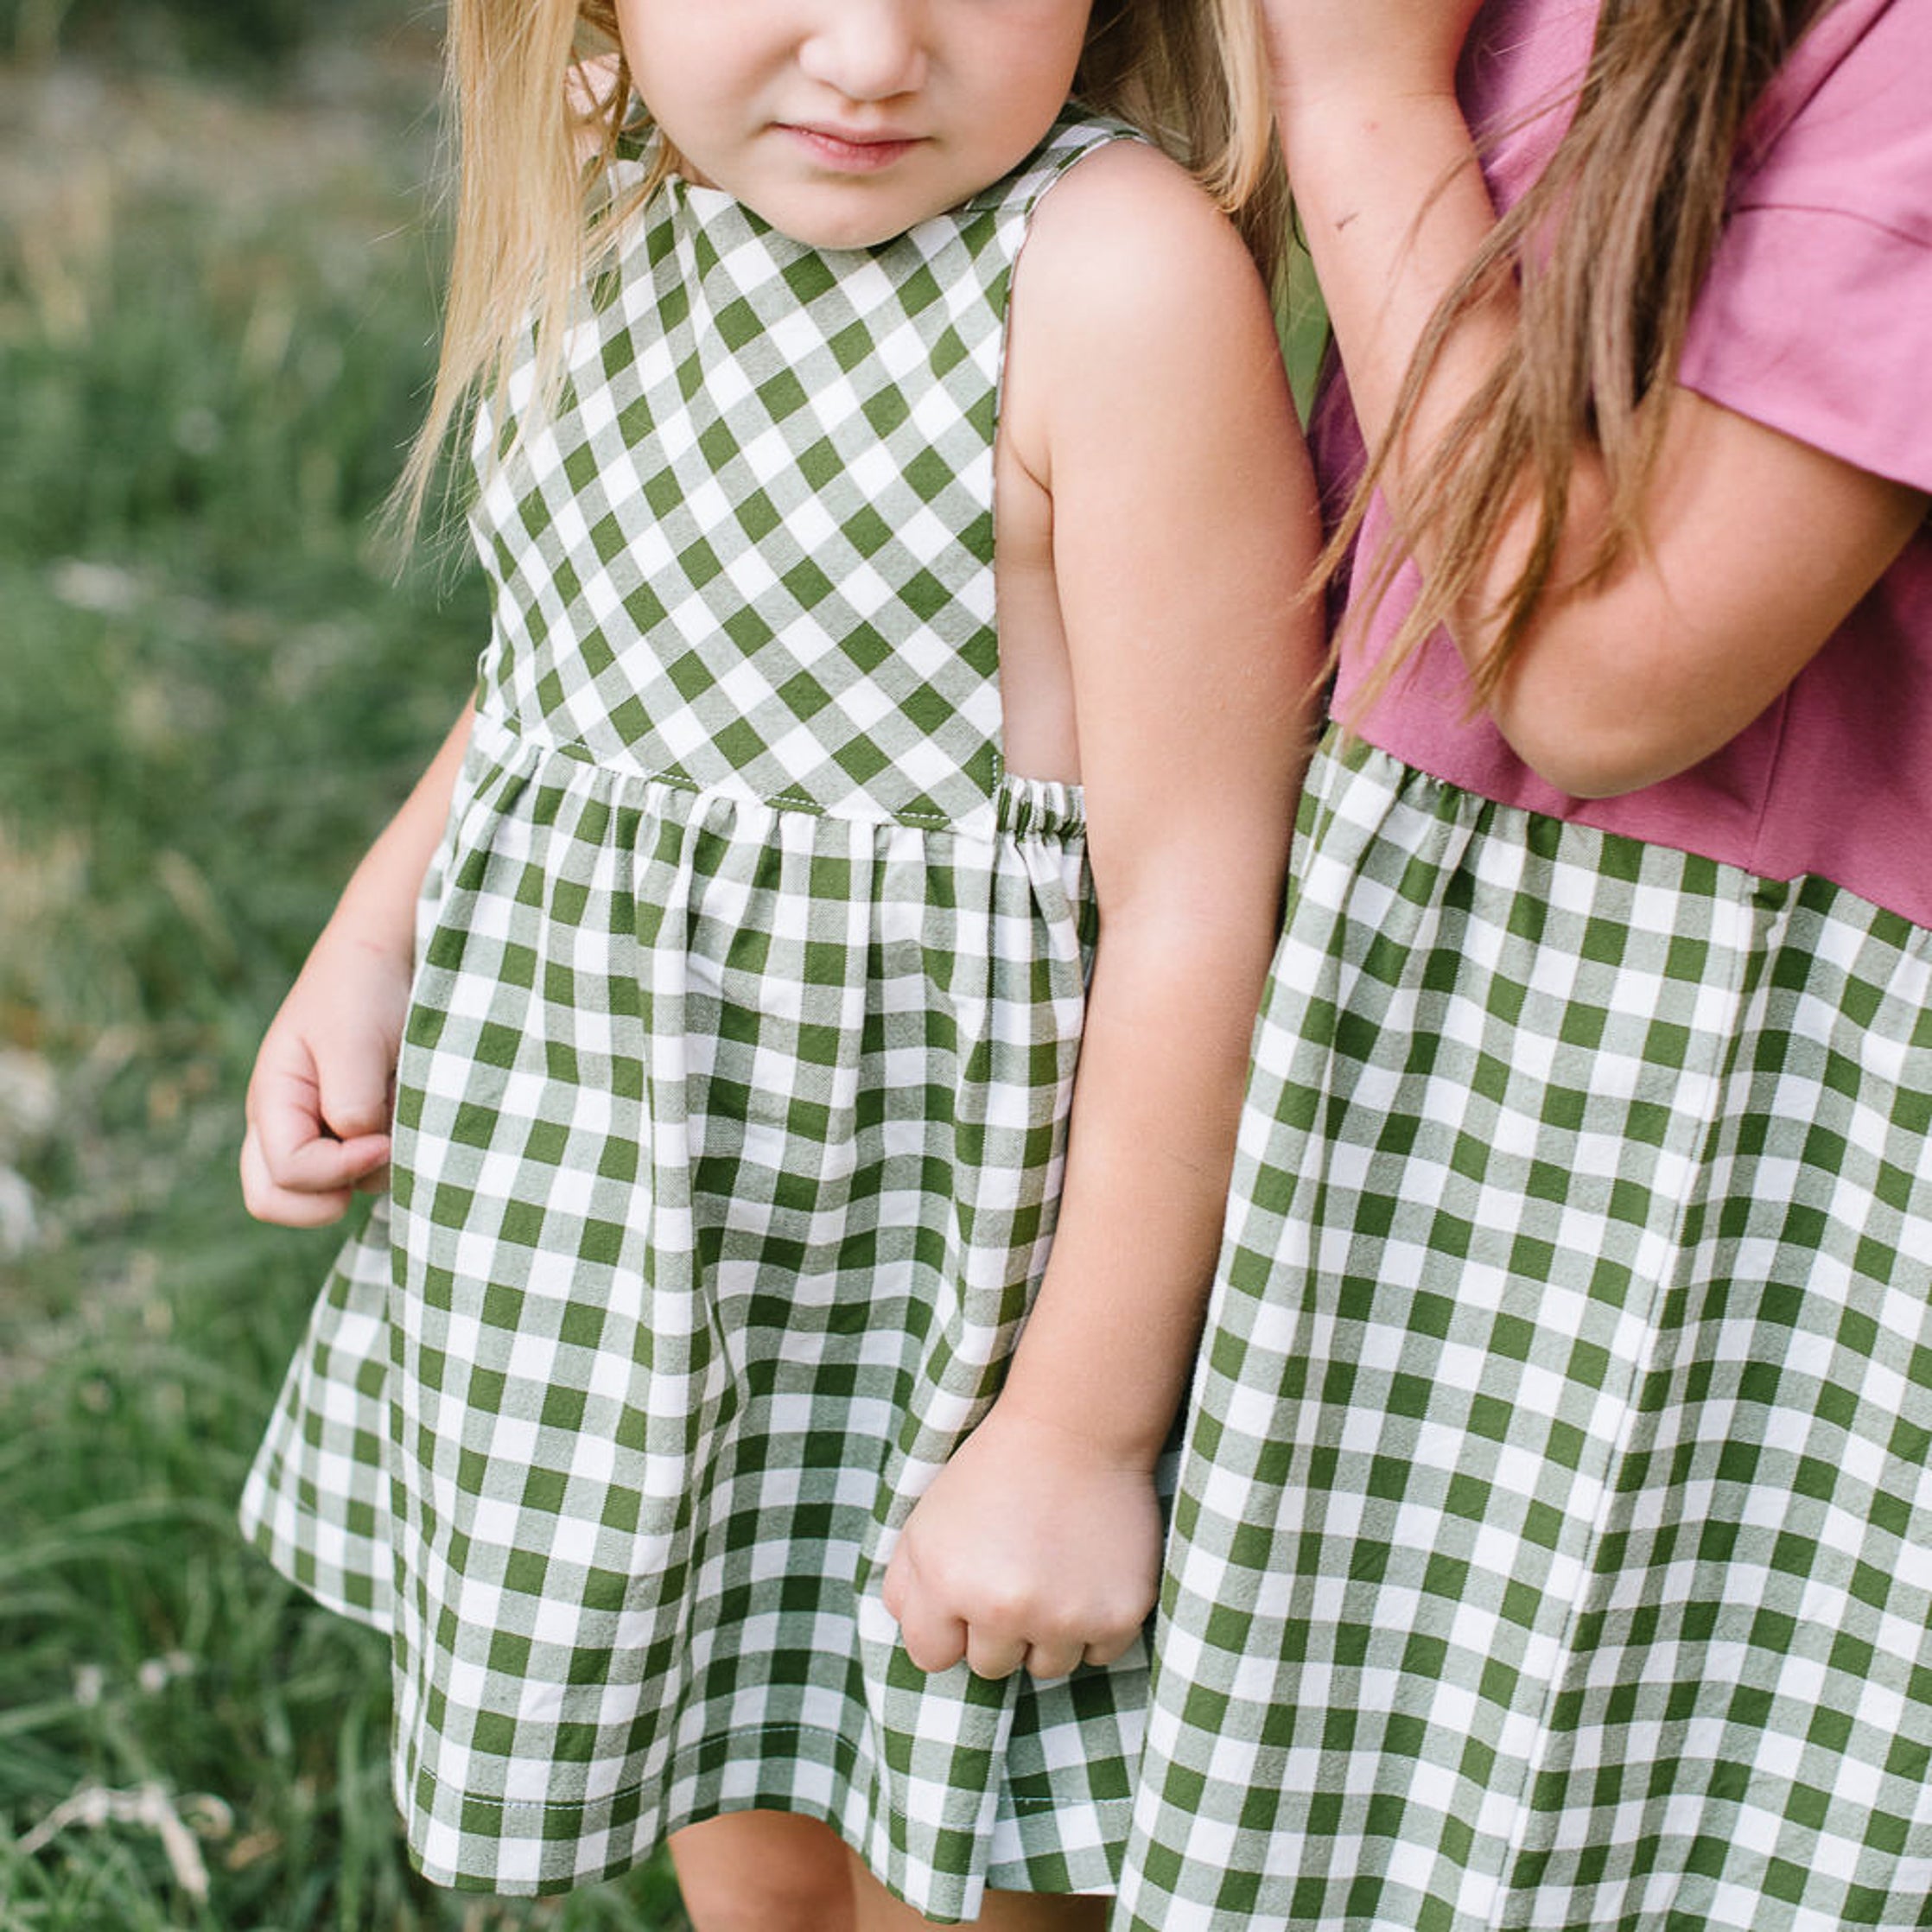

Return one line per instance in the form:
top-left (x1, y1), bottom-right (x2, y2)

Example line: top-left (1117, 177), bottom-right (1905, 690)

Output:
top-left (1280, 85), bottom-right (1636, 671)
top-left (324, 699), bottom-right (475, 957)
top-left (1284, 92), bottom-right (1517, 488)
top-left (991, 903), bottom-right (1278, 1467)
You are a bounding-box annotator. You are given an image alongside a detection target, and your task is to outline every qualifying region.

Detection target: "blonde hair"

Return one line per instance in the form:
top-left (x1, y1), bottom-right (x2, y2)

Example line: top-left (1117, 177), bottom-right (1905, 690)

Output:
top-left (394, 0), bottom-right (1285, 537)
top-left (1334, 0), bottom-right (1833, 721)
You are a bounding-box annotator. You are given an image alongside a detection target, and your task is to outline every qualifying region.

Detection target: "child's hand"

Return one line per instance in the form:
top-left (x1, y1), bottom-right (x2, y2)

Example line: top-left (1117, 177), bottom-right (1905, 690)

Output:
top-left (1260, 0), bottom-right (1486, 114)
top-left (881, 1404), bottom-right (1160, 1680)
top-left (239, 925), bottom-right (411, 1228)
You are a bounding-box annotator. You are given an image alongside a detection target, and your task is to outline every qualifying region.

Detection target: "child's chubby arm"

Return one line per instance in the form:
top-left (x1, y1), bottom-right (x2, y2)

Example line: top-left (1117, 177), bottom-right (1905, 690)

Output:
top-left (239, 701), bottom-right (474, 1228)
top-left (883, 142), bottom-right (1324, 1681)
top-left (1269, 0), bottom-right (1928, 796)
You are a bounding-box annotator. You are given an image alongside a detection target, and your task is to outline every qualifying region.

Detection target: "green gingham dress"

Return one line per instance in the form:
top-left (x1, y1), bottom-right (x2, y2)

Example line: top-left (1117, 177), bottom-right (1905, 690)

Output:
top-left (240, 111), bottom-right (1145, 1917)
top-left (1115, 734), bottom-right (1932, 1930)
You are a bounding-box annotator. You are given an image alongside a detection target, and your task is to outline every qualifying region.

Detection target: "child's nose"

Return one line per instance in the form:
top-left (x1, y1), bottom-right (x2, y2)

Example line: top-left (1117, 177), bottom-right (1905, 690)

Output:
top-left (798, 0), bottom-right (930, 101)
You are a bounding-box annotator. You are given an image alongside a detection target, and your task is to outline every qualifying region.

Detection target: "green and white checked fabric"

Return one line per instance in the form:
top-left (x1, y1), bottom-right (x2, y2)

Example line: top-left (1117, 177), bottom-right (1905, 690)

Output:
top-left (1115, 734), bottom-right (1932, 1931)
top-left (472, 117), bottom-right (1108, 829)
top-left (242, 112), bottom-right (1147, 1918)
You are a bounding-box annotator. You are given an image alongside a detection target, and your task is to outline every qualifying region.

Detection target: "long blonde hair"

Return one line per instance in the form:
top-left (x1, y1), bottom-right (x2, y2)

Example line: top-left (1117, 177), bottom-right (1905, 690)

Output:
top-left (1334, 0), bottom-right (1833, 717)
top-left (394, 0), bottom-right (1284, 537)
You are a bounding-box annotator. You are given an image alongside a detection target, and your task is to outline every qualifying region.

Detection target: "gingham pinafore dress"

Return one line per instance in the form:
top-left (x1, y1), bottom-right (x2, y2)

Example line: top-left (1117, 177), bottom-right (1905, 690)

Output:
top-left (1115, 734), bottom-right (1932, 1930)
top-left (241, 111), bottom-right (1145, 1918)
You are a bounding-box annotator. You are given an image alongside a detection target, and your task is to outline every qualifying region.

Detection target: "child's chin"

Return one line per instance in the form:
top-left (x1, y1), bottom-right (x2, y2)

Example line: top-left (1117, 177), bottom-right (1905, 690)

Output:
top-left (752, 191), bottom-right (941, 253)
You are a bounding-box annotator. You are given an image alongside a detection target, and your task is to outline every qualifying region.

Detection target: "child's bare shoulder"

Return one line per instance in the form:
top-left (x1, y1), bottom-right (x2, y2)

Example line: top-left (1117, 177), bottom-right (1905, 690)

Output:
top-left (1018, 137), bottom-right (1268, 339)
top-left (1004, 137), bottom-right (1290, 479)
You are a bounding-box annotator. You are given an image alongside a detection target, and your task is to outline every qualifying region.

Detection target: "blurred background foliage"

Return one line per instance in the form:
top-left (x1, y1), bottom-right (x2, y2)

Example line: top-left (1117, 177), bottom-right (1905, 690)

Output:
top-left (0, 2), bottom-right (686, 1924)
top-left (2, 0), bottom-right (315, 71)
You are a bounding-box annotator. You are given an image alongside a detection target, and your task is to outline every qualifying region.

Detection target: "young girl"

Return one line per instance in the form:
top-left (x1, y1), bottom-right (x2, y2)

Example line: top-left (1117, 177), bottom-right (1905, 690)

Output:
top-left (237, 0), bottom-right (1318, 1925)
top-left (1118, 0), bottom-right (1932, 1927)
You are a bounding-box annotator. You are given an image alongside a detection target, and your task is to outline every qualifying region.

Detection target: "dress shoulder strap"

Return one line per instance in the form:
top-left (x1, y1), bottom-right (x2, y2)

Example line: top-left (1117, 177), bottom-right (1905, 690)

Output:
top-left (962, 105), bottom-right (1148, 229)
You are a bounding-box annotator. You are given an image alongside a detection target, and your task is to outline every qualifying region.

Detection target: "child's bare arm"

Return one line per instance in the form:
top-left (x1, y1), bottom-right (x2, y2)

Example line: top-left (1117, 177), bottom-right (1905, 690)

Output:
top-left (884, 144), bottom-right (1324, 1679)
top-left (240, 701), bottom-right (474, 1227)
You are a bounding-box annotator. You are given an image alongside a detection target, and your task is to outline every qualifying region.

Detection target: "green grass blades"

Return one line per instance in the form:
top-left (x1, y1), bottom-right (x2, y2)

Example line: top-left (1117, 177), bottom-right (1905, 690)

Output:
top-left (0, 24), bottom-right (687, 1932)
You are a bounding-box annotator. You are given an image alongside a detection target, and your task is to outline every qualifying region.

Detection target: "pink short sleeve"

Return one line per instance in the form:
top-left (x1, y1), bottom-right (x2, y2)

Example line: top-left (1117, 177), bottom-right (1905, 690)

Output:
top-left (1680, 0), bottom-right (1932, 493)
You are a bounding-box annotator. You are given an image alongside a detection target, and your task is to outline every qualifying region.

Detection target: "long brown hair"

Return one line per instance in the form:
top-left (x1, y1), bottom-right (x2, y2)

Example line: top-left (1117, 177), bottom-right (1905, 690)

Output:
top-left (394, 0), bottom-right (1286, 539)
top-left (1336, 0), bottom-right (1836, 715)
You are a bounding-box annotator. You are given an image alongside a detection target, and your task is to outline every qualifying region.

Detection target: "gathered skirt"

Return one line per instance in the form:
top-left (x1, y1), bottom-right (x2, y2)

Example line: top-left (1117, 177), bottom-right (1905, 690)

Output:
top-left (1116, 734), bottom-right (1932, 1931)
top-left (242, 713), bottom-right (1145, 1919)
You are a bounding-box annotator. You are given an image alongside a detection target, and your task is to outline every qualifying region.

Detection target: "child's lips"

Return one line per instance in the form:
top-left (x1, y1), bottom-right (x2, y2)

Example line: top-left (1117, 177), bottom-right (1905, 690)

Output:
top-left (780, 123), bottom-right (923, 171)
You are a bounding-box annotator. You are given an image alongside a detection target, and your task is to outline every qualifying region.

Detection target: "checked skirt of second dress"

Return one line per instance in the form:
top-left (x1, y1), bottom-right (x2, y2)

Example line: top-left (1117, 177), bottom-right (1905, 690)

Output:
top-left (1116, 733), bottom-right (1932, 1932)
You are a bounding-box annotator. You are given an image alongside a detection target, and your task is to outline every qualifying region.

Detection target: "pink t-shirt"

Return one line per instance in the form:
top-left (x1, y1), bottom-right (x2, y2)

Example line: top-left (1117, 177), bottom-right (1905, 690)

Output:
top-left (1329, 0), bottom-right (1932, 926)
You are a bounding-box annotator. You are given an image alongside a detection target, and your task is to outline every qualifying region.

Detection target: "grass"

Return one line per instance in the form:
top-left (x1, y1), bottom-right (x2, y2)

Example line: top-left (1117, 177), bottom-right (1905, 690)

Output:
top-left (0, 23), bottom-right (688, 1931)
